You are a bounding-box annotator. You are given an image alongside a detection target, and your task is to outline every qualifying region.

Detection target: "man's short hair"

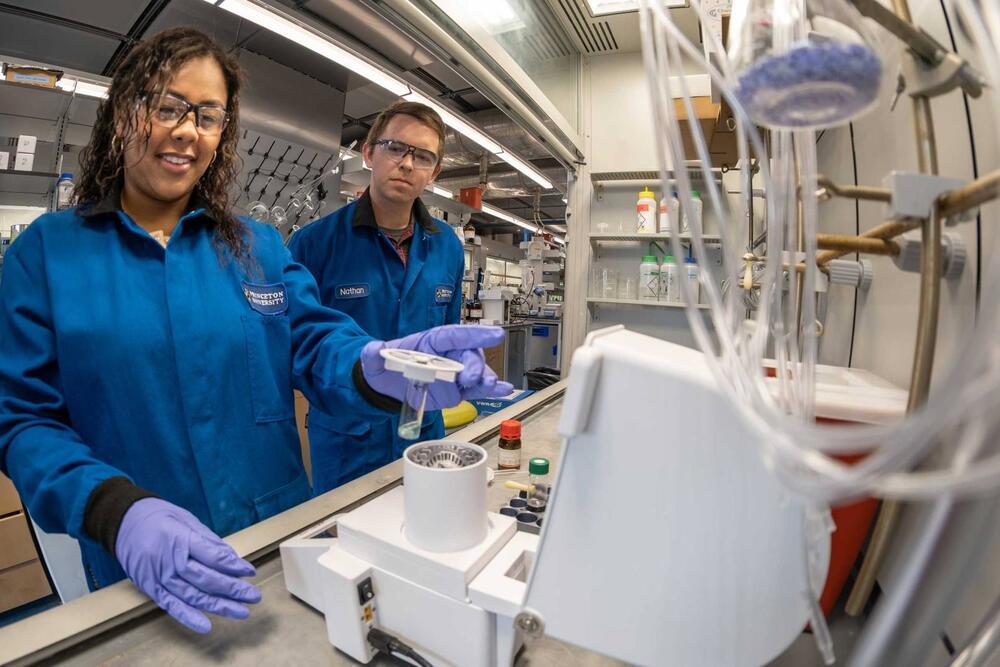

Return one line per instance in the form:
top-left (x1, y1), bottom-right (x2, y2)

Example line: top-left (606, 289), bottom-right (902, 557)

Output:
top-left (364, 100), bottom-right (447, 162)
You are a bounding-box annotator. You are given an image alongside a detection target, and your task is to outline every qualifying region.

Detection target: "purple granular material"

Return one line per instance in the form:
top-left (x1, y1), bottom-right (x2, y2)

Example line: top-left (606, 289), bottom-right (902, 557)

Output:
top-left (735, 42), bottom-right (882, 128)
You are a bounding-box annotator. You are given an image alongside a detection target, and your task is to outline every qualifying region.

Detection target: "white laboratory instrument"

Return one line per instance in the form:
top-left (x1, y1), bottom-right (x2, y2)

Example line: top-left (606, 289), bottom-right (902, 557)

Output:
top-left (478, 287), bottom-right (514, 325)
top-left (282, 326), bottom-right (828, 666)
top-left (517, 236), bottom-right (561, 316)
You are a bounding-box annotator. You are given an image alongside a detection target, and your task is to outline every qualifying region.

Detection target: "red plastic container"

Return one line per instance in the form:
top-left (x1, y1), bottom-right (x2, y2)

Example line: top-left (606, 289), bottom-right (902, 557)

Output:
top-left (764, 362), bottom-right (906, 615)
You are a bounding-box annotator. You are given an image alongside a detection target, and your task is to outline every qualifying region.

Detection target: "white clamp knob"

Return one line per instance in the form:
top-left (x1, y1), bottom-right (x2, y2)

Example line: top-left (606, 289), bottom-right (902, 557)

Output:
top-left (826, 259), bottom-right (874, 290)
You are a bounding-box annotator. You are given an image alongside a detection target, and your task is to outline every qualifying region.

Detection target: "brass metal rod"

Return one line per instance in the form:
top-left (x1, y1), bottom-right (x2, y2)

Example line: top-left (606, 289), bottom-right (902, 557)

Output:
top-left (845, 28), bottom-right (943, 634)
top-left (938, 170), bottom-right (1000, 218)
top-left (816, 219), bottom-right (920, 265)
top-left (816, 234), bottom-right (900, 256)
top-left (816, 175), bottom-right (892, 203)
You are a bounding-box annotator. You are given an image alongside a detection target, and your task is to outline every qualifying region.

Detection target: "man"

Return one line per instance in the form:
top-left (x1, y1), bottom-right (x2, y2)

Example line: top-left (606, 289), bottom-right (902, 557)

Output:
top-left (288, 101), bottom-right (492, 494)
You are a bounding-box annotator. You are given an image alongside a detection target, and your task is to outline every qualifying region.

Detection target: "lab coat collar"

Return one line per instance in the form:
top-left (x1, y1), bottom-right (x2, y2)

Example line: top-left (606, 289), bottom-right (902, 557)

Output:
top-left (79, 179), bottom-right (213, 223)
top-left (351, 187), bottom-right (441, 235)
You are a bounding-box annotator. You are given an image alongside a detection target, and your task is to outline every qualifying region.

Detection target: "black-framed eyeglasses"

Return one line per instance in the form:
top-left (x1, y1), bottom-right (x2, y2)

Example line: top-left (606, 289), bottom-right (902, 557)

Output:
top-left (372, 139), bottom-right (439, 170)
top-left (140, 92), bottom-right (230, 135)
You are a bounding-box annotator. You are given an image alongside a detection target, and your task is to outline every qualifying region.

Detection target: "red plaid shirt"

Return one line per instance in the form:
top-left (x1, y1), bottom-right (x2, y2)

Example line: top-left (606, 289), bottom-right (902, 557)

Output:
top-left (380, 222), bottom-right (415, 267)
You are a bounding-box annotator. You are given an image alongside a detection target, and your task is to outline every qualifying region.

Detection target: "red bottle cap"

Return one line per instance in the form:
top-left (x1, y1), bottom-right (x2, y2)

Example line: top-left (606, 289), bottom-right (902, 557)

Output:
top-left (500, 420), bottom-right (521, 440)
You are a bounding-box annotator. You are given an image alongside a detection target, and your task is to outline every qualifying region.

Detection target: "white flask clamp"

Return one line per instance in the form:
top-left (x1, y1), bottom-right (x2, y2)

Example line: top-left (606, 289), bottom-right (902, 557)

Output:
top-left (379, 348), bottom-right (465, 440)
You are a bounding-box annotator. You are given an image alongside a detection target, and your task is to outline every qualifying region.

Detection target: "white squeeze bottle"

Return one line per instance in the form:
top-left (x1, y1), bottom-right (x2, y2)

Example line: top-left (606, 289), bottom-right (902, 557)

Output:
top-left (684, 190), bottom-right (703, 234)
top-left (685, 257), bottom-right (700, 303)
top-left (636, 188), bottom-right (656, 235)
top-left (639, 255), bottom-right (659, 301)
top-left (668, 191), bottom-right (681, 233)
top-left (658, 197), bottom-right (669, 233)
top-left (661, 255), bottom-right (679, 302)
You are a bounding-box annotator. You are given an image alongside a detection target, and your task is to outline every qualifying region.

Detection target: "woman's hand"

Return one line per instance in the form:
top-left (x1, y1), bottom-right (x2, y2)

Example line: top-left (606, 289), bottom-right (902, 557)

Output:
top-left (115, 498), bottom-right (262, 633)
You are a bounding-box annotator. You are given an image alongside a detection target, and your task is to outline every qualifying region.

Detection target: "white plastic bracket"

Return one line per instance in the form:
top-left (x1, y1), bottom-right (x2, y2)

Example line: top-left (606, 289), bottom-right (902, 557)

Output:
top-left (883, 171), bottom-right (964, 221)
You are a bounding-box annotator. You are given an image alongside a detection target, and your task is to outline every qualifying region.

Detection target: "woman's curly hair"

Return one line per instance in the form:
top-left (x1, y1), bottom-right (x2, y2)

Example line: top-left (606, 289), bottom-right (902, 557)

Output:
top-left (76, 27), bottom-right (248, 262)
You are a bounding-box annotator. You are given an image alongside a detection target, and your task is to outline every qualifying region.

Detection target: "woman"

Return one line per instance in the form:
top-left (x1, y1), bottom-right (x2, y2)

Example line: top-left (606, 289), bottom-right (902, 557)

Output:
top-left (0, 27), bottom-right (510, 634)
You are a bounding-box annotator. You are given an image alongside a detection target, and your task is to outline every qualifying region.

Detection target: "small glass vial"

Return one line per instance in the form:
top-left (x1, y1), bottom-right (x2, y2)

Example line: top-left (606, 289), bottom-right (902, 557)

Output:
top-left (498, 420), bottom-right (522, 470)
top-left (527, 457), bottom-right (550, 511)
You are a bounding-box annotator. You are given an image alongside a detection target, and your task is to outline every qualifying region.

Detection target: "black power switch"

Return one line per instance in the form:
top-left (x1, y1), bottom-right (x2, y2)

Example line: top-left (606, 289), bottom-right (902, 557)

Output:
top-left (357, 576), bottom-right (375, 606)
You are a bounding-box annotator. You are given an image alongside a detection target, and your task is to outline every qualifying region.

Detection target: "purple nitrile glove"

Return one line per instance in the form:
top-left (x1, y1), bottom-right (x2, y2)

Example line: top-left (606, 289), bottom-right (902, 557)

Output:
top-left (115, 498), bottom-right (262, 634)
top-left (361, 324), bottom-right (515, 410)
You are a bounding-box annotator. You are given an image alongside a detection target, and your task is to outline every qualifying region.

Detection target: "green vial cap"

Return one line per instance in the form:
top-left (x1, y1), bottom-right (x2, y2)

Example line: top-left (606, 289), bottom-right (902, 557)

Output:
top-left (642, 255), bottom-right (657, 262)
top-left (529, 457), bottom-right (549, 475)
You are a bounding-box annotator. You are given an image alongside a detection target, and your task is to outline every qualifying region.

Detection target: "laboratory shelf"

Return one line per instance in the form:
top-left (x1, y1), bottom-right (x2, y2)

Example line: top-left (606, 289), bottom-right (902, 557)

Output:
top-left (0, 80), bottom-right (71, 123)
top-left (586, 297), bottom-right (710, 310)
top-left (0, 170), bottom-right (59, 194)
top-left (589, 232), bottom-right (721, 244)
top-left (590, 166), bottom-right (723, 185)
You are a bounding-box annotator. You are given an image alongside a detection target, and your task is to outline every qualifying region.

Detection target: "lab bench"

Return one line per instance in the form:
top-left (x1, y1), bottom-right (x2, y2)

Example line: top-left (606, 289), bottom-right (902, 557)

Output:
top-left (0, 383), bottom-right (615, 666)
top-left (0, 380), bottom-right (856, 667)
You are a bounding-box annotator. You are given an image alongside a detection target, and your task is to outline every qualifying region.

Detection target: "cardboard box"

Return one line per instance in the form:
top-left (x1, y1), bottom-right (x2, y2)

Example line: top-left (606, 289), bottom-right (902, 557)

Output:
top-left (0, 473), bottom-right (21, 516)
top-left (14, 152), bottom-right (34, 172)
top-left (0, 513), bottom-right (38, 570)
top-left (16, 135), bottom-right (37, 154)
top-left (0, 151), bottom-right (9, 171)
top-left (0, 559), bottom-right (52, 613)
top-left (4, 66), bottom-right (60, 88)
top-left (294, 390), bottom-right (311, 483)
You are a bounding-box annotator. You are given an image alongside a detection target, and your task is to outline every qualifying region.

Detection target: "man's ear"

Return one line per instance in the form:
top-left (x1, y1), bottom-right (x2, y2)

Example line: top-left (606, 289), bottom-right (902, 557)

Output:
top-left (429, 163), bottom-right (442, 183)
top-left (361, 142), bottom-right (373, 169)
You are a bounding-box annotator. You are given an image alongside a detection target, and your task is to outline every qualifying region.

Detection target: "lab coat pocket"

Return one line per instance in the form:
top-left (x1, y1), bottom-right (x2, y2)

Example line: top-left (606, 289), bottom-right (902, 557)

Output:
top-left (252, 471), bottom-right (311, 522)
top-left (428, 304), bottom-right (448, 327)
top-left (242, 314), bottom-right (295, 423)
top-left (308, 410), bottom-right (379, 487)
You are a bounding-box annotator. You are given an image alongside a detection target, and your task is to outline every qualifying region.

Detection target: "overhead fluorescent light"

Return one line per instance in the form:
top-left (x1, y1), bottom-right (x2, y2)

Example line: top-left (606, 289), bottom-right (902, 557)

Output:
top-left (207, 0), bottom-right (411, 96)
top-left (480, 204), bottom-right (566, 244)
top-left (481, 203), bottom-right (538, 232)
top-left (404, 91), bottom-right (503, 154)
top-left (586, 0), bottom-right (685, 16)
top-left (496, 151), bottom-right (553, 190)
top-left (429, 185), bottom-right (453, 197)
top-left (56, 77), bottom-right (109, 99)
top-left (561, 196), bottom-right (568, 204)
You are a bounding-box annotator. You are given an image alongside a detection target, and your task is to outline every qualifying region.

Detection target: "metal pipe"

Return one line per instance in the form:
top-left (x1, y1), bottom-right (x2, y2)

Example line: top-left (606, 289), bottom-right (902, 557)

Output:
top-left (948, 594), bottom-right (1000, 667)
top-left (938, 170), bottom-right (1000, 218)
top-left (816, 219), bottom-right (920, 264)
top-left (816, 234), bottom-right (900, 256)
top-left (846, 0), bottom-right (942, 622)
top-left (816, 175), bottom-right (892, 203)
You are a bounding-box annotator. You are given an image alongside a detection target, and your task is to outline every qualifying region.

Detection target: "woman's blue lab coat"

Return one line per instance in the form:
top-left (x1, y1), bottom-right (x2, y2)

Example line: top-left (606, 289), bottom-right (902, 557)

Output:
top-left (0, 188), bottom-right (385, 589)
top-left (287, 190), bottom-right (464, 493)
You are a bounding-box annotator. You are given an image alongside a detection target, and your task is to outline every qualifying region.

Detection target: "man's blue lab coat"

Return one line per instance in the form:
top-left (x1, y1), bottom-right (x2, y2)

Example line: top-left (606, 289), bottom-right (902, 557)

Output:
top-left (0, 186), bottom-right (388, 589)
top-left (287, 189), bottom-right (464, 493)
